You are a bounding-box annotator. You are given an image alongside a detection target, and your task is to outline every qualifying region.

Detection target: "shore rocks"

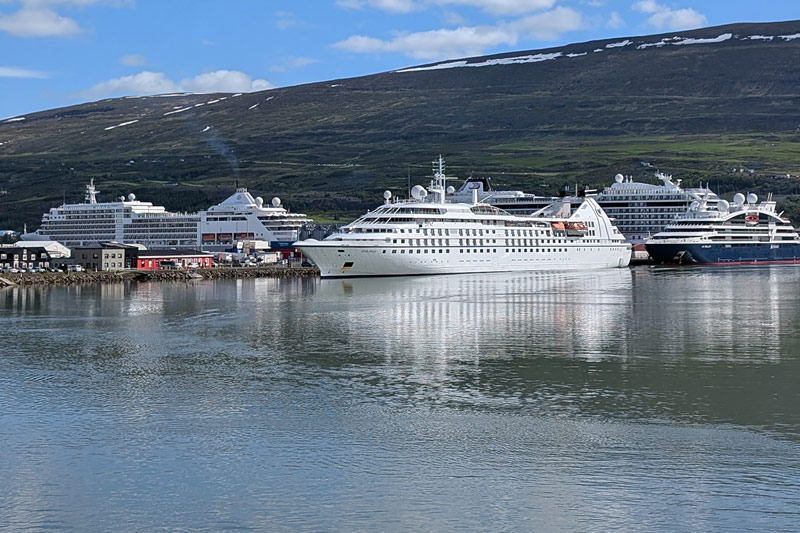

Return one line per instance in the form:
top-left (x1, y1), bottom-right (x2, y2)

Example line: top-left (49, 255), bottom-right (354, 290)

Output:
top-left (0, 266), bottom-right (320, 286)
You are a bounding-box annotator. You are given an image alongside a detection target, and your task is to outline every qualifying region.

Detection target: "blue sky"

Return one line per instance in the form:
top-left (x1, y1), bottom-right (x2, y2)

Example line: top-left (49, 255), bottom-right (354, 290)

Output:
top-left (0, 0), bottom-right (797, 119)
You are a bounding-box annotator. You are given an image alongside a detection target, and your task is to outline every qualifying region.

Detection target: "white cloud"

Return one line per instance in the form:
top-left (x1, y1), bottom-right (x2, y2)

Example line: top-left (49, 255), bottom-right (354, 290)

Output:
top-left (632, 0), bottom-right (706, 30)
top-left (334, 6), bottom-right (581, 60)
top-left (120, 53), bottom-right (146, 66)
top-left (78, 70), bottom-right (273, 100)
top-left (607, 11), bottom-right (624, 29)
top-left (442, 9), bottom-right (466, 25)
top-left (337, 0), bottom-right (558, 15)
top-left (0, 7), bottom-right (81, 37)
top-left (275, 10), bottom-right (297, 29)
top-left (180, 70), bottom-right (274, 93)
top-left (0, 0), bottom-right (132, 38)
top-left (270, 56), bottom-right (319, 72)
top-left (0, 65), bottom-right (48, 78)
top-left (335, 25), bottom-right (518, 59)
top-left (79, 71), bottom-right (179, 99)
top-left (436, 0), bottom-right (557, 15)
top-left (335, 0), bottom-right (422, 13)
top-left (511, 6), bottom-right (582, 40)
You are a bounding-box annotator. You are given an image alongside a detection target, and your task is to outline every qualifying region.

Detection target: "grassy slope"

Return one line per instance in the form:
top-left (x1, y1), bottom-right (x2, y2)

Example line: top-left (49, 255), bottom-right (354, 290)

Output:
top-left (3, 20), bottom-right (800, 228)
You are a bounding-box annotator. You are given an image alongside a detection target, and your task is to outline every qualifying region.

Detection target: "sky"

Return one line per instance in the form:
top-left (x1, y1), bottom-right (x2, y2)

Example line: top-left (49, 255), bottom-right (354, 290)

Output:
top-left (0, 0), bottom-right (798, 119)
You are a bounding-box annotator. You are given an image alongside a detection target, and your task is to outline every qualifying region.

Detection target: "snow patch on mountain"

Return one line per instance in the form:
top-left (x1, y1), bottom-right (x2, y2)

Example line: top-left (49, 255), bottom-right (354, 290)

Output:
top-left (104, 120), bottom-right (139, 131)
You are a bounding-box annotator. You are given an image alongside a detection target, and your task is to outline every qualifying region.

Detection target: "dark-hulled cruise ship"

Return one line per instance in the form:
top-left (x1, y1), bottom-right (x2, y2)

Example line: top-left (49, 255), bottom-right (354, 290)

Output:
top-left (645, 192), bottom-right (800, 265)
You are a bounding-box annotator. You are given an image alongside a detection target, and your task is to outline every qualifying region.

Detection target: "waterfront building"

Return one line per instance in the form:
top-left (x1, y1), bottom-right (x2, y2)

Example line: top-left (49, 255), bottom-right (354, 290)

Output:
top-left (71, 243), bottom-right (131, 271)
top-left (133, 249), bottom-right (214, 270)
top-left (0, 243), bottom-right (64, 270)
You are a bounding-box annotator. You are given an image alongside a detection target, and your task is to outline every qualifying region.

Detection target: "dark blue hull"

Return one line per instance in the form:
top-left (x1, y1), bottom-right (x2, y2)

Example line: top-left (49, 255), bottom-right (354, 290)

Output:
top-left (646, 242), bottom-right (800, 265)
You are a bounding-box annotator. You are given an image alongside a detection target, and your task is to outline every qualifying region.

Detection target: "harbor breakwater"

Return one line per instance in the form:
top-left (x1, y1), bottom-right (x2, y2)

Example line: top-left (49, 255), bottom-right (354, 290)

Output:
top-left (0, 266), bottom-right (320, 287)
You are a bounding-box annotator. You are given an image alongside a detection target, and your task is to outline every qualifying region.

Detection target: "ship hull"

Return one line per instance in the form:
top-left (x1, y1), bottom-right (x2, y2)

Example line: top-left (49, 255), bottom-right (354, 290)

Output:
top-left (296, 242), bottom-right (631, 278)
top-left (646, 242), bottom-right (800, 265)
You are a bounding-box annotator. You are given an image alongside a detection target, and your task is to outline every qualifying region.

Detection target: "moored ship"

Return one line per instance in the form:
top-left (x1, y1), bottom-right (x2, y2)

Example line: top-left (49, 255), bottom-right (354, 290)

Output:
top-left (645, 192), bottom-right (800, 265)
top-left (198, 188), bottom-right (312, 251)
top-left (294, 157), bottom-right (631, 278)
top-left (21, 180), bottom-right (200, 248)
top-left (457, 171), bottom-right (720, 245)
top-left (22, 180), bottom-right (313, 251)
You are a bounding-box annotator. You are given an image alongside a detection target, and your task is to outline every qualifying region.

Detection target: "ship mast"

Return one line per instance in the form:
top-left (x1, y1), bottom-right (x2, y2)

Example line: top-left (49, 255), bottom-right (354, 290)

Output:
top-left (85, 178), bottom-right (99, 204)
top-left (431, 155), bottom-right (447, 203)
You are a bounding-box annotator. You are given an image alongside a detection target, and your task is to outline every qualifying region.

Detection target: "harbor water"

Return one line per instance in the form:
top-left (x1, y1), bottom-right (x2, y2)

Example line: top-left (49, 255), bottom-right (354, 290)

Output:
top-left (2, 266), bottom-right (800, 531)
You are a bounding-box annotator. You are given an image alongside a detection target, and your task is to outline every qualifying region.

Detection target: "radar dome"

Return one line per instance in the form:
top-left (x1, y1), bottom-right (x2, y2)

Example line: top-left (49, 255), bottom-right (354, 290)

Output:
top-left (411, 185), bottom-right (426, 199)
top-left (733, 193), bottom-right (746, 205)
top-left (383, 190), bottom-right (392, 200)
top-left (446, 185), bottom-right (455, 194)
top-left (615, 173), bottom-right (624, 183)
top-left (119, 196), bottom-right (125, 201)
top-left (718, 199), bottom-right (730, 212)
top-left (255, 196), bottom-right (264, 207)
top-left (747, 193), bottom-right (758, 204)
top-left (127, 193), bottom-right (136, 201)
top-left (271, 197), bottom-right (281, 207)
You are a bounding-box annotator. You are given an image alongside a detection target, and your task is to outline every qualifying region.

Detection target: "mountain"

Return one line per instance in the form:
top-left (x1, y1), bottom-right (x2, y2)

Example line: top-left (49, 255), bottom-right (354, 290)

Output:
top-left (3, 20), bottom-right (800, 230)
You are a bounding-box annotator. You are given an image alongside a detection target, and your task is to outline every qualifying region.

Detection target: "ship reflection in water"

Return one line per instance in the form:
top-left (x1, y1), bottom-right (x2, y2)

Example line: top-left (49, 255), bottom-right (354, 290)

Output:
top-left (2, 267), bottom-right (800, 531)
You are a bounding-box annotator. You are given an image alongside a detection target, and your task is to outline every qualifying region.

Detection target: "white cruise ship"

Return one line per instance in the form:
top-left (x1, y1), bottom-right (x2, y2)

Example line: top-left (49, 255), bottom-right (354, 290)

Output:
top-left (22, 180), bottom-right (200, 248)
top-left (294, 157), bottom-right (631, 278)
top-left (198, 188), bottom-right (312, 251)
top-left (454, 172), bottom-right (720, 245)
top-left (596, 172), bottom-right (720, 245)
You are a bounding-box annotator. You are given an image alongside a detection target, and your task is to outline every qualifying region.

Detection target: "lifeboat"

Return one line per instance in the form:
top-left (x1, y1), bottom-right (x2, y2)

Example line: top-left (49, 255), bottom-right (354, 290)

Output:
top-left (564, 221), bottom-right (589, 236)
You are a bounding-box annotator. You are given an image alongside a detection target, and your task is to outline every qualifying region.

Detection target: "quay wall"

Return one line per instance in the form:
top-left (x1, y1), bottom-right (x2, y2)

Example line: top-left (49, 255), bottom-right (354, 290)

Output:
top-left (0, 266), bottom-right (320, 286)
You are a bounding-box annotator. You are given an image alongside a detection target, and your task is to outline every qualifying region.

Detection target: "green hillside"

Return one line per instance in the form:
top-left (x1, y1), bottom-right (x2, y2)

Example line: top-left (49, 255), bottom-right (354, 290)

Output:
top-left (3, 20), bottom-right (800, 229)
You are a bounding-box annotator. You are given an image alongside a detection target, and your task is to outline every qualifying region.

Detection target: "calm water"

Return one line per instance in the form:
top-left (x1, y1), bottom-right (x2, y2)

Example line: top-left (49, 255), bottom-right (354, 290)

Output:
top-left (2, 266), bottom-right (800, 531)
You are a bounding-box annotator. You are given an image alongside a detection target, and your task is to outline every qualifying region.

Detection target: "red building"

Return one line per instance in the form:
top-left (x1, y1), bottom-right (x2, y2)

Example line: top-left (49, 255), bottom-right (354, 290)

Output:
top-left (134, 249), bottom-right (214, 270)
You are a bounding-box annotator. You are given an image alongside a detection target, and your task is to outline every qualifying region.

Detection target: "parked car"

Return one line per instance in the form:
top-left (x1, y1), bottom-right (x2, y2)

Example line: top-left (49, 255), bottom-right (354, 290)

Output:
top-left (1, 267), bottom-right (19, 273)
top-left (159, 260), bottom-right (183, 270)
top-left (68, 265), bottom-right (84, 272)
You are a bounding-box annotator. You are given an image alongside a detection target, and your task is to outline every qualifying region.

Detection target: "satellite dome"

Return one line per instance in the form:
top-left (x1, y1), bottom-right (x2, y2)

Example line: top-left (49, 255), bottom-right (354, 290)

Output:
top-left (271, 197), bottom-right (281, 207)
top-left (411, 185), bottom-right (426, 199)
top-left (733, 193), bottom-right (746, 205)
top-left (446, 185), bottom-right (455, 194)
top-left (119, 196), bottom-right (125, 201)
top-left (614, 173), bottom-right (624, 183)
top-left (383, 190), bottom-right (392, 200)
top-left (718, 199), bottom-right (730, 212)
top-left (255, 196), bottom-right (264, 207)
top-left (127, 193), bottom-right (136, 201)
top-left (747, 193), bottom-right (758, 204)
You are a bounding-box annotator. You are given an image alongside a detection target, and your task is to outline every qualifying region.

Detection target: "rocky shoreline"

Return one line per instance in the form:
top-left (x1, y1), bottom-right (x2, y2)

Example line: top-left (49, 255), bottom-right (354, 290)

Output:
top-left (0, 266), bottom-right (320, 287)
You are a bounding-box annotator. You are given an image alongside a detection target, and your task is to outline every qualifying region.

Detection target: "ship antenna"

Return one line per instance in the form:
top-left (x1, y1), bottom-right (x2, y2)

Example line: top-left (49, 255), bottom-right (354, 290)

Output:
top-left (85, 178), bottom-right (99, 204)
top-left (432, 155), bottom-right (446, 202)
